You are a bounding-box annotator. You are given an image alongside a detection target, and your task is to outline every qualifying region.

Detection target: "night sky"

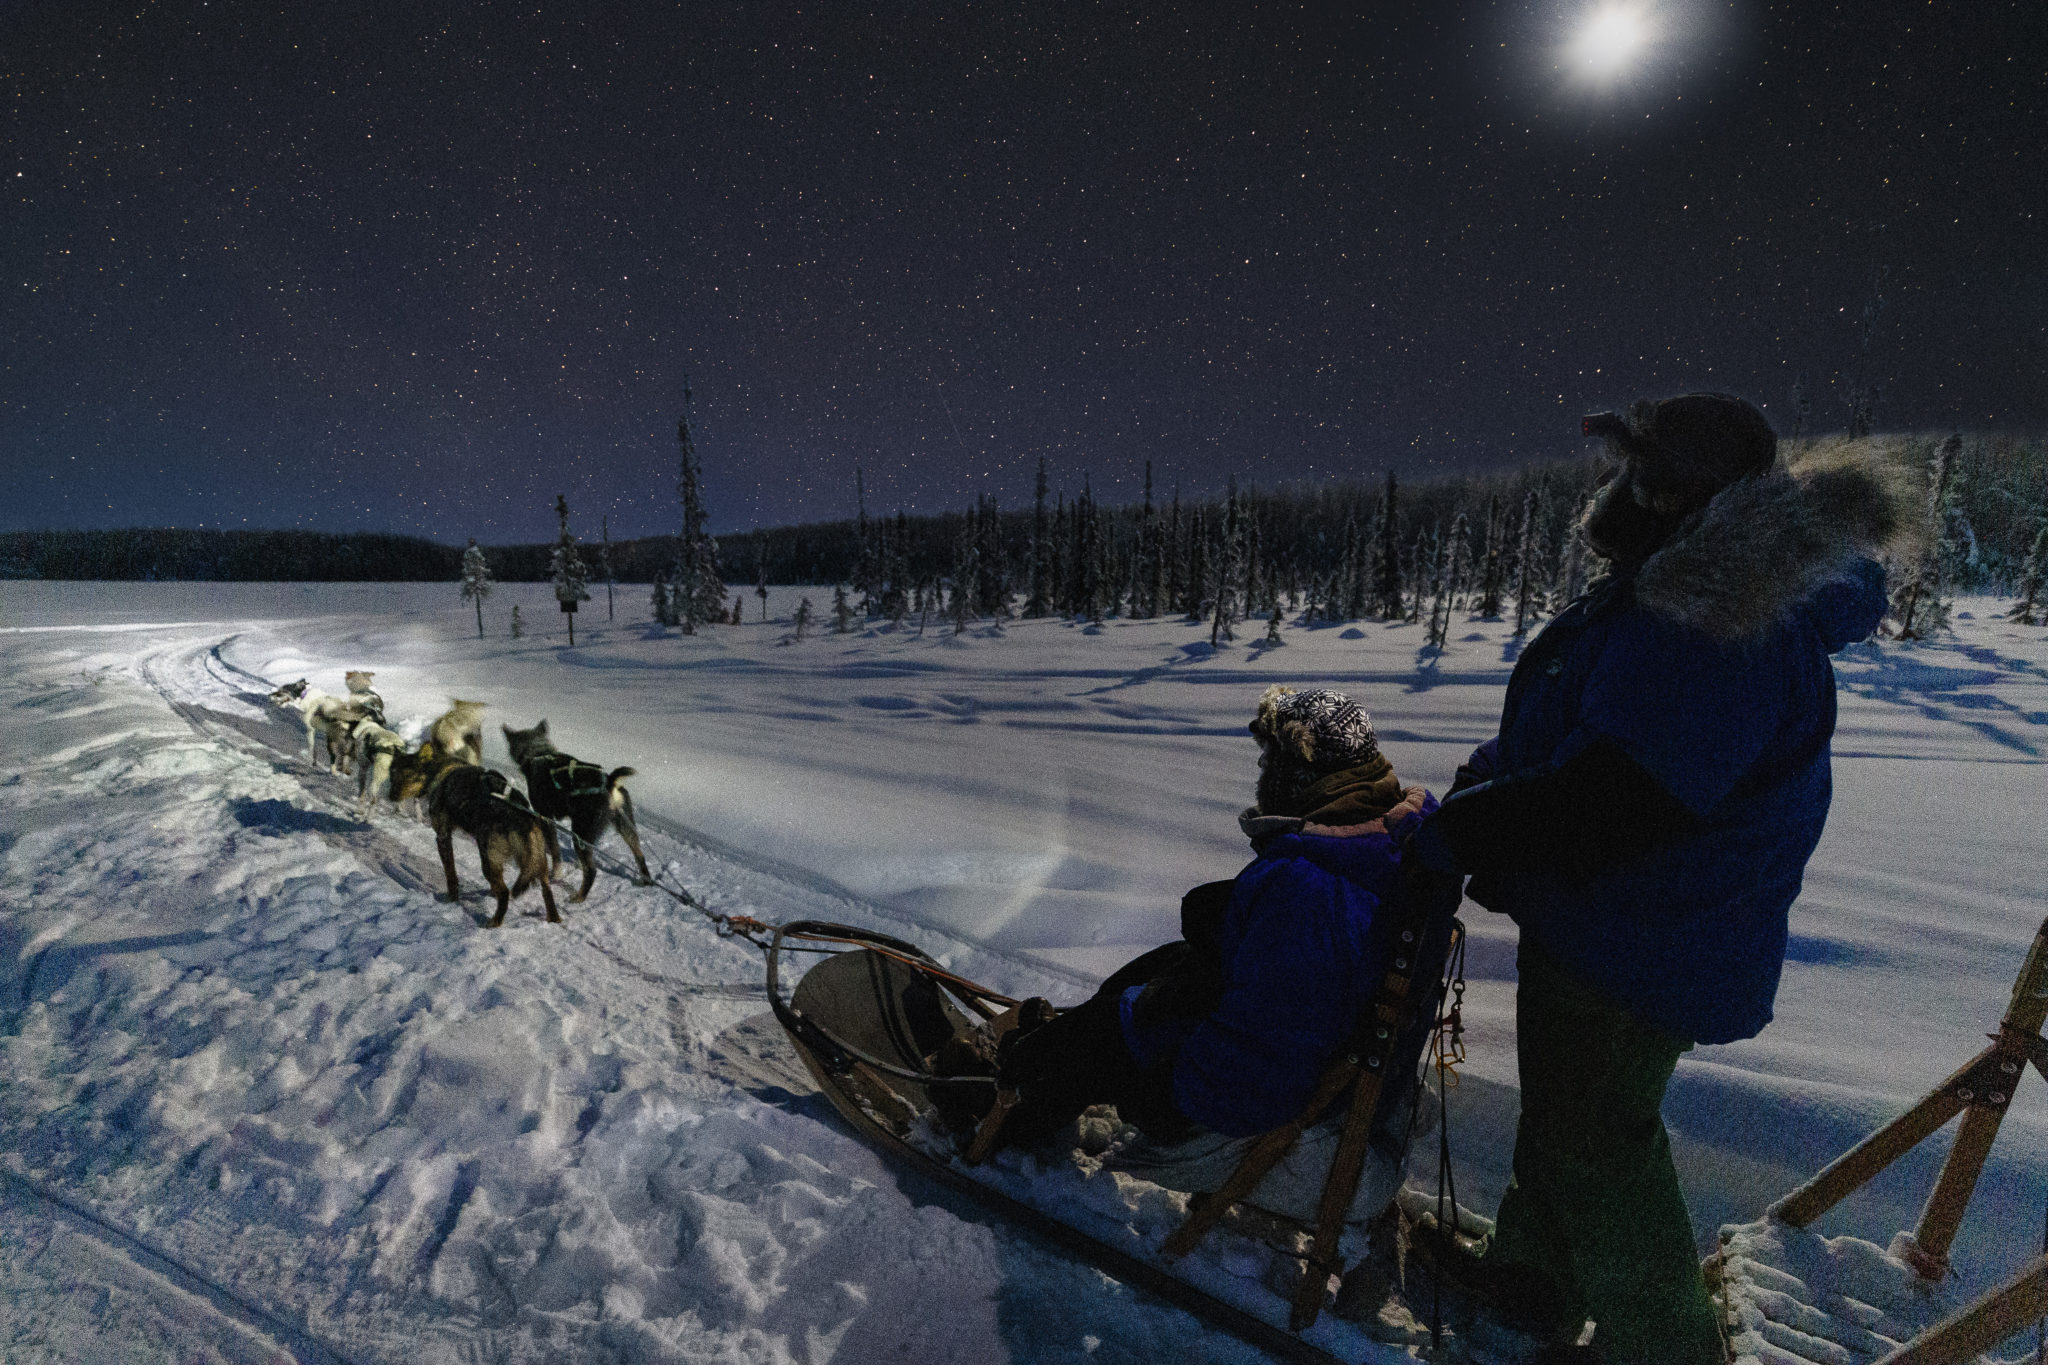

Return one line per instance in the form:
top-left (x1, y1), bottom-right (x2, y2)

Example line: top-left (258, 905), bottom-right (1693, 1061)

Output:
top-left (7, 1), bottom-right (2043, 541)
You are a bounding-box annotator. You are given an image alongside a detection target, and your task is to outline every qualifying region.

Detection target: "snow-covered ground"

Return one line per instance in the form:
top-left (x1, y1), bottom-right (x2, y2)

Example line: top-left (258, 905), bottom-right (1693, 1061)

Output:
top-left (1, 579), bottom-right (2043, 1363)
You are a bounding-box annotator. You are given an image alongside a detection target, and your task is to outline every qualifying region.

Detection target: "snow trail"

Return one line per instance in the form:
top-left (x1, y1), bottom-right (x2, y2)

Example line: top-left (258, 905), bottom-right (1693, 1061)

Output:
top-left (2, 582), bottom-right (2043, 1362)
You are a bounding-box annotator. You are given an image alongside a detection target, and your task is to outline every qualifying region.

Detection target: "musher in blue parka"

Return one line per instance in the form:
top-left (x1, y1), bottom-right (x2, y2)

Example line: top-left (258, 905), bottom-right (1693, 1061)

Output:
top-left (1405, 392), bottom-right (1908, 1364)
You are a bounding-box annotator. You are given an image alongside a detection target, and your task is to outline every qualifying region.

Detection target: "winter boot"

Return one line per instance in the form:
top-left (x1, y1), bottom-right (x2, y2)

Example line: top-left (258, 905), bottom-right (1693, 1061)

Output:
top-left (1405, 1209), bottom-right (1587, 1345)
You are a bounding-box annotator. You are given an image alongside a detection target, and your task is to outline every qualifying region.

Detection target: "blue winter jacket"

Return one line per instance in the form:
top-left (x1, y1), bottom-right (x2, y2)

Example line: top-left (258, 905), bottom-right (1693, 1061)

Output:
top-left (1464, 560), bottom-right (1888, 1044)
top-left (1119, 797), bottom-right (1437, 1138)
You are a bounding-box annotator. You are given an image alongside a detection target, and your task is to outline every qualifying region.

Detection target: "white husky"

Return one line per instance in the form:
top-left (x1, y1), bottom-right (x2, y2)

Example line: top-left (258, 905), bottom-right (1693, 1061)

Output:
top-left (268, 679), bottom-right (371, 771)
top-left (349, 717), bottom-right (407, 819)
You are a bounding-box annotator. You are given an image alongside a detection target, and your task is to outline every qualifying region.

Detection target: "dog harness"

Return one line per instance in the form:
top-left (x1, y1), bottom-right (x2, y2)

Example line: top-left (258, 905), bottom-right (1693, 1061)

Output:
top-left (535, 752), bottom-right (610, 799)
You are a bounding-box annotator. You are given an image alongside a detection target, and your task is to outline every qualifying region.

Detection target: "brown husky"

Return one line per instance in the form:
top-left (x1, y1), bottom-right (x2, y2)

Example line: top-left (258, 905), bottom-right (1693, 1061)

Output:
top-left (501, 719), bottom-right (654, 902)
top-left (429, 700), bottom-right (488, 766)
top-left (418, 753), bottom-right (561, 927)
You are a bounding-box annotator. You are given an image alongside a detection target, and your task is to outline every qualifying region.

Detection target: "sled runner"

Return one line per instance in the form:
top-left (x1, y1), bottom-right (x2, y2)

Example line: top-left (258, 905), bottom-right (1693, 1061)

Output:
top-left (764, 918), bottom-right (1461, 1364)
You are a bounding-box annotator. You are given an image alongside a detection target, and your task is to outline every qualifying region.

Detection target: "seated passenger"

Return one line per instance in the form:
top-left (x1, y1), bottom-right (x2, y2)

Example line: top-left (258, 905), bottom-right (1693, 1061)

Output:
top-left (989, 685), bottom-right (1458, 1224)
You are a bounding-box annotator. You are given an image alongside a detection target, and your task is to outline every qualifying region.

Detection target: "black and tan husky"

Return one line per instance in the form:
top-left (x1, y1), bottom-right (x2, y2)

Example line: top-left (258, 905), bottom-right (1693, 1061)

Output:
top-left (501, 719), bottom-right (653, 902)
top-left (417, 751), bottom-right (562, 927)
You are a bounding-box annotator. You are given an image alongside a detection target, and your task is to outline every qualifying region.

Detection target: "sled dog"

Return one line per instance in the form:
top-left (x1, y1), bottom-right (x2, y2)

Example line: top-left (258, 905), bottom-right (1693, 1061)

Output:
top-left (272, 680), bottom-right (370, 771)
top-left (350, 717), bottom-right (407, 820)
top-left (419, 753), bottom-right (561, 927)
top-left (501, 719), bottom-right (654, 902)
top-left (385, 740), bottom-right (445, 820)
top-left (343, 670), bottom-right (386, 725)
top-left (430, 700), bottom-right (488, 766)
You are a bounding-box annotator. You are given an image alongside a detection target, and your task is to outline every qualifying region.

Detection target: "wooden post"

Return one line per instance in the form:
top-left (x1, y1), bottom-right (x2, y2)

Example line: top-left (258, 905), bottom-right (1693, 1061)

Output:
top-left (1904, 913), bottom-right (2048, 1272)
top-left (1770, 1071), bottom-right (1972, 1228)
top-left (1767, 913), bottom-right (2048, 1285)
top-left (1869, 1253), bottom-right (2047, 1365)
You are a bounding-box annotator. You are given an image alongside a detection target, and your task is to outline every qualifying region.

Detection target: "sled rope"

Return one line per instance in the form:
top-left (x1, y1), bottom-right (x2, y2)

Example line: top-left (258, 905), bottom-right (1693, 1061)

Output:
top-left (1426, 922), bottom-right (1468, 1352)
top-left (489, 792), bottom-right (1024, 1043)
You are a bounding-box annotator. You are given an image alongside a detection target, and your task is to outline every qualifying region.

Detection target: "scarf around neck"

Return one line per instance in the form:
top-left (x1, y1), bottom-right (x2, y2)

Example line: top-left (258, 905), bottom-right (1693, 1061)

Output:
top-left (1239, 753), bottom-right (1416, 846)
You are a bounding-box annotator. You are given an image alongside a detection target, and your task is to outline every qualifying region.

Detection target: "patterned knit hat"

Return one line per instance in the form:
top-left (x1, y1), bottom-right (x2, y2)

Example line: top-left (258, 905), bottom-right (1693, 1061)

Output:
top-left (1249, 685), bottom-right (1380, 772)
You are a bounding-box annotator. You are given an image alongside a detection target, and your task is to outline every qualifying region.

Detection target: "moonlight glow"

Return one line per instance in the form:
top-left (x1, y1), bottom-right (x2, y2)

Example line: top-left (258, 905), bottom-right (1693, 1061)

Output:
top-left (1571, 6), bottom-right (1652, 77)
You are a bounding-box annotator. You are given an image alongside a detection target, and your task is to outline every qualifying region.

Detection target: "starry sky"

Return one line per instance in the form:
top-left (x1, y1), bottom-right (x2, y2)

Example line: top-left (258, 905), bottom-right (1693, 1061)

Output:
top-left (6, 1), bottom-right (2043, 540)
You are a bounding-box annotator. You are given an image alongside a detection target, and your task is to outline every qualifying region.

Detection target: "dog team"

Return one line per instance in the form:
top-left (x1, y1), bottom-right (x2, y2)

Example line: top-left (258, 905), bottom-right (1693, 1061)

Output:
top-left (266, 674), bottom-right (653, 928)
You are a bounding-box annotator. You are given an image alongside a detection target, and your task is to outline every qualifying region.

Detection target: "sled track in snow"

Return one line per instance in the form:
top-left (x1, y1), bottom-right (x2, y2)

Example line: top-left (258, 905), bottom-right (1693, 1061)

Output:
top-left (122, 635), bottom-right (1345, 1362)
top-left (1, 1168), bottom-right (356, 1365)
top-left (157, 633), bottom-right (1097, 993)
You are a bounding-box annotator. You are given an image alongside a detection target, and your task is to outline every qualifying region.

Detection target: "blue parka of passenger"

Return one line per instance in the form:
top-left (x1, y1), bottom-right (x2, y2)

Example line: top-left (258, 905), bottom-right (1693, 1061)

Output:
top-left (1460, 460), bottom-right (1896, 1045)
top-left (1119, 795), bottom-right (1436, 1138)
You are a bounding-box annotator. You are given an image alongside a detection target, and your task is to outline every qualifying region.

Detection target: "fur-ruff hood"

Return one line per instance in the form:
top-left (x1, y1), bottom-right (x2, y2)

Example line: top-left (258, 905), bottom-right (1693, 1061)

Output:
top-left (1611, 434), bottom-right (1922, 642)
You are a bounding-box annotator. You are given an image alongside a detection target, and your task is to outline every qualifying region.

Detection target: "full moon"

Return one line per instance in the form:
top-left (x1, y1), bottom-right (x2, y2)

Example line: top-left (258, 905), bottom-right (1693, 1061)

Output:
top-left (1570, 6), bottom-right (1652, 77)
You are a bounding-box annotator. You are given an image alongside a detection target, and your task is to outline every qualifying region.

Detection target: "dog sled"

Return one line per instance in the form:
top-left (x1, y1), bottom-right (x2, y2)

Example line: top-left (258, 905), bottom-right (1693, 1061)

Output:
top-left (761, 885), bottom-right (1475, 1365)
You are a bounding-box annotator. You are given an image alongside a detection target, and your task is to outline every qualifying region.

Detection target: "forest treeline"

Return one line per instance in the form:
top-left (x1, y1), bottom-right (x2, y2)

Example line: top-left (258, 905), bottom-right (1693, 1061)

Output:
top-left (4, 432), bottom-right (2044, 615)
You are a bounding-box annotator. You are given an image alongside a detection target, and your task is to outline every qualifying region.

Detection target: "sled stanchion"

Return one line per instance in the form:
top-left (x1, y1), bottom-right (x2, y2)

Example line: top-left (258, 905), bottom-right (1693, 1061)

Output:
top-left (1867, 1253), bottom-right (2048, 1365)
top-left (963, 1087), bottom-right (1019, 1166)
top-left (1769, 1079), bottom-right (1973, 1229)
top-left (1289, 1063), bottom-right (1389, 1331)
top-left (1159, 896), bottom-right (1448, 1294)
top-left (1769, 911), bottom-right (2048, 1282)
top-left (1159, 1061), bottom-right (1359, 1261)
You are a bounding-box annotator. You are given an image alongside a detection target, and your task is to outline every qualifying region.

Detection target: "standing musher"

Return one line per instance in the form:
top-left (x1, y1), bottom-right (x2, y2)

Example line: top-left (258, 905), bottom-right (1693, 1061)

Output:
top-left (1407, 393), bottom-right (1908, 1362)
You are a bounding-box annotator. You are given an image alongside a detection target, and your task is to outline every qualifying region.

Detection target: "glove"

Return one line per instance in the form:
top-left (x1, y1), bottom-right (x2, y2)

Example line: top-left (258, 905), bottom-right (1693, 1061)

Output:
top-left (994, 996), bottom-right (1060, 1090)
top-left (1405, 812), bottom-right (1464, 876)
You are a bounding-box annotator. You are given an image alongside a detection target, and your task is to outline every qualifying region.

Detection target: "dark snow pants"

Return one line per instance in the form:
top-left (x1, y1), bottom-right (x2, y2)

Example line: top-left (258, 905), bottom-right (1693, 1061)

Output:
top-left (1000, 941), bottom-right (1201, 1146)
top-left (1483, 941), bottom-right (1727, 1365)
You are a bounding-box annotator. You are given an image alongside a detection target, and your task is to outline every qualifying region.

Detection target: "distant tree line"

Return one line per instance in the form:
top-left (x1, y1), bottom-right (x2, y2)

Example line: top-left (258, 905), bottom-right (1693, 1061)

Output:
top-left (6, 433), bottom-right (2044, 648)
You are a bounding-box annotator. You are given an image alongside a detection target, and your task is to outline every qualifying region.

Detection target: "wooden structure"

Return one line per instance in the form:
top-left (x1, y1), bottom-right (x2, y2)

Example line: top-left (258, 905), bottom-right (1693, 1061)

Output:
top-left (1766, 911), bottom-right (2048, 1363)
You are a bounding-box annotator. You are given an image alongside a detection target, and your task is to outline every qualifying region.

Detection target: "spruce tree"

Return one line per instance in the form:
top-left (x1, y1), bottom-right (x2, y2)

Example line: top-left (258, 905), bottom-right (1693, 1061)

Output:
top-left (2010, 522), bottom-right (2047, 626)
top-left (1210, 477), bottom-right (1241, 645)
top-left (1476, 494), bottom-right (1507, 619)
top-left (1241, 493), bottom-right (1263, 623)
top-left (1184, 503), bottom-right (1208, 621)
top-left (1083, 480), bottom-right (1108, 625)
top-left (1264, 603), bottom-right (1284, 647)
top-left (1511, 488), bottom-right (1546, 637)
top-left (459, 538), bottom-right (492, 637)
top-left (599, 515), bottom-right (616, 620)
top-left (1336, 512), bottom-right (1363, 620)
top-left (1437, 513), bottom-right (1471, 647)
top-left (1404, 527), bottom-right (1427, 624)
top-left (952, 506), bottom-right (979, 632)
top-left (670, 382), bottom-right (725, 633)
top-left (1554, 513), bottom-right (1590, 609)
top-left (792, 596), bottom-right (813, 641)
top-left (650, 575), bottom-right (670, 626)
top-left (754, 532), bottom-right (770, 621)
top-left (550, 494), bottom-right (592, 646)
top-left (1051, 495), bottom-right (1072, 614)
top-left (977, 493), bottom-right (1010, 617)
top-left (890, 511), bottom-right (912, 619)
top-left (832, 583), bottom-right (852, 633)
top-left (853, 467), bottom-right (873, 617)
top-left (1138, 461), bottom-right (1161, 618)
top-left (1025, 457), bottom-right (1051, 618)
top-left (1372, 471), bottom-right (1403, 619)
top-left (510, 604), bottom-right (524, 639)
top-left (1892, 433), bottom-right (1963, 638)
top-left (1166, 491), bottom-right (1186, 617)
top-left (1424, 525), bottom-right (1450, 649)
